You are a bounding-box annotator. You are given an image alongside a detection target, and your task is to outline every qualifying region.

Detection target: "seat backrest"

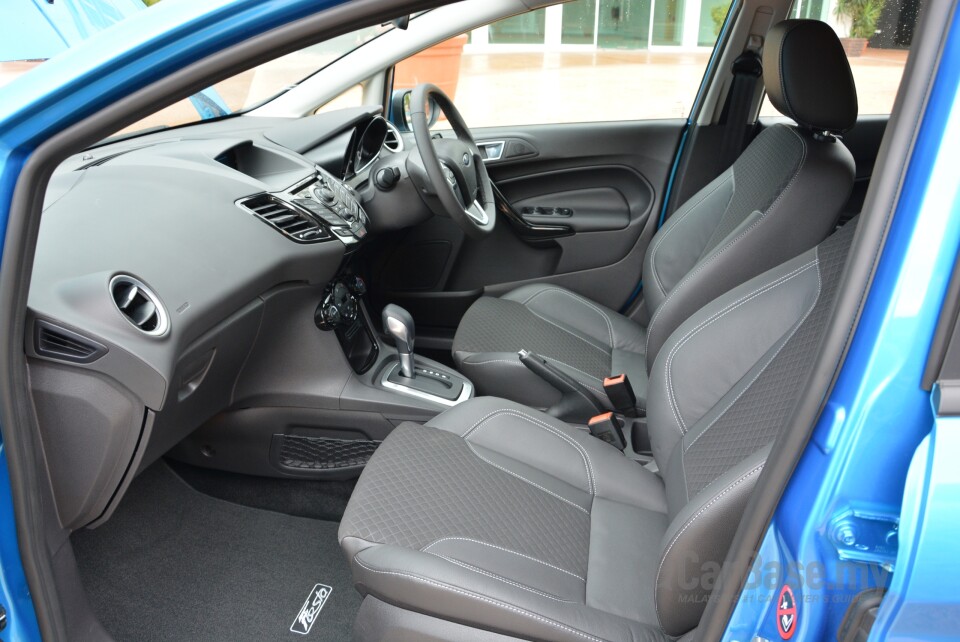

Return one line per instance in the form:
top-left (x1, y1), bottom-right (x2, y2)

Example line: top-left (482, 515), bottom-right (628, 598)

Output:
top-left (645, 219), bottom-right (856, 635)
top-left (642, 20), bottom-right (858, 371)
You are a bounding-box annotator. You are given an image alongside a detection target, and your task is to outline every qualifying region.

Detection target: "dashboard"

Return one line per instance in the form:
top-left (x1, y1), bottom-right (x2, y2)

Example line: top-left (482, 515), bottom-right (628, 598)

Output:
top-left (26, 107), bottom-right (417, 527)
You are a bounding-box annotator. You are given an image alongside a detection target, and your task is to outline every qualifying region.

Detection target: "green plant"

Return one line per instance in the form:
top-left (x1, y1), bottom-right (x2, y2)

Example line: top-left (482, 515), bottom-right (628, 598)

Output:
top-left (711, 1), bottom-right (731, 36)
top-left (834, 0), bottom-right (887, 39)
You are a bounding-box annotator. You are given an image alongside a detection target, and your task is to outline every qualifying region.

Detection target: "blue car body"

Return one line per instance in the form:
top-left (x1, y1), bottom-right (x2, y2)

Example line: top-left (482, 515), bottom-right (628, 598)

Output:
top-left (0, 1), bottom-right (957, 640)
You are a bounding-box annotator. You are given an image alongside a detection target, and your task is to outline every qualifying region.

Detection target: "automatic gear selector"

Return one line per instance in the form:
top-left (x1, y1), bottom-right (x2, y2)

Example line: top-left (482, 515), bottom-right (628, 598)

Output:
top-left (382, 304), bottom-right (415, 378)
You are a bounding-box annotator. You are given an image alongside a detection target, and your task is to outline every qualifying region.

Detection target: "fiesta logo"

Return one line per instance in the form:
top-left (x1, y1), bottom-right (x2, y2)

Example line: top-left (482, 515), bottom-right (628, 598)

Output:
top-left (290, 583), bottom-right (333, 635)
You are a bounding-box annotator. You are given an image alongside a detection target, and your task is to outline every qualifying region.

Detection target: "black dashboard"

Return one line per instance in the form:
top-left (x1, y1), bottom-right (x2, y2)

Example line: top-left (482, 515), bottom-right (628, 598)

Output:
top-left (26, 107), bottom-right (415, 527)
top-left (32, 106), bottom-right (390, 400)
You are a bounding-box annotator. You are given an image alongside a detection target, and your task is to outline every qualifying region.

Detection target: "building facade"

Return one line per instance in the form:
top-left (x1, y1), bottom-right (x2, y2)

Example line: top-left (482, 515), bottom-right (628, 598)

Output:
top-left (464, 0), bottom-right (918, 52)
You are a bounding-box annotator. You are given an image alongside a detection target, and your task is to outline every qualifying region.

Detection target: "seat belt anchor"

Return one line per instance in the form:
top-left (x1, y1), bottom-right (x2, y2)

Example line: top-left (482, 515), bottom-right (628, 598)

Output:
top-left (588, 412), bottom-right (626, 451)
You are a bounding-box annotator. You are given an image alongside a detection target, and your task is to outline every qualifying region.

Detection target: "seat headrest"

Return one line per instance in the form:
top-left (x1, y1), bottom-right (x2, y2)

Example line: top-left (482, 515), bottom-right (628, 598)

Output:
top-left (763, 20), bottom-right (858, 134)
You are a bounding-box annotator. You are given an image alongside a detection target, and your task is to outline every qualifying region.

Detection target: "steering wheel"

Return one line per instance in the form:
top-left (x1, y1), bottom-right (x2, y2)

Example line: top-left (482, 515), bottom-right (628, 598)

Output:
top-left (410, 83), bottom-right (496, 239)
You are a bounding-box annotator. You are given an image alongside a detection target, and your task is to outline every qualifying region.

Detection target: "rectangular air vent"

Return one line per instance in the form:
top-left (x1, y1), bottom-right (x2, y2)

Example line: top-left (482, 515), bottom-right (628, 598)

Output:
top-left (239, 194), bottom-right (330, 243)
top-left (35, 320), bottom-right (108, 364)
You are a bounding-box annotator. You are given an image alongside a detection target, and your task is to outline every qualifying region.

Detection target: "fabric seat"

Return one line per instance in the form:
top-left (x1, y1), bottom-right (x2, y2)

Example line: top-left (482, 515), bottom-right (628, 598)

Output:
top-left (339, 218), bottom-right (858, 640)
top-left (453, 19), bottom-right (858, 414)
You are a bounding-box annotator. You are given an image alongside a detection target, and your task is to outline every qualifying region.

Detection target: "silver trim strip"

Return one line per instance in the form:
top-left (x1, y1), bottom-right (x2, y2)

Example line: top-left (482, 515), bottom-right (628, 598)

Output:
top-left (476, 140), bottom-right (505, 162)
top-left (378, 362), bottom-right (474, 407)
top-left (383, 120), bottom-right (404, 153)
top-left (108, 274), bottom-right (170, 337)
top-left (465, 200), bottom-right (489, 225)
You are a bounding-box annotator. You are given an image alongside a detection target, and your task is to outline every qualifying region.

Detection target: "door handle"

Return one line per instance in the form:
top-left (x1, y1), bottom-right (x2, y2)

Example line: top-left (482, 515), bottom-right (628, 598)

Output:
top-left (476, 141), bottom-right (505, 162)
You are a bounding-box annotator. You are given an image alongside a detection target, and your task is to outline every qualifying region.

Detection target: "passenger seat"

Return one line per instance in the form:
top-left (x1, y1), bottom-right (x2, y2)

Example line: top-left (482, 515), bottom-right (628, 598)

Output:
top-left (452, 20), bottom-right (858, 416)
top-left (338, 218), bottom-right (859, 640)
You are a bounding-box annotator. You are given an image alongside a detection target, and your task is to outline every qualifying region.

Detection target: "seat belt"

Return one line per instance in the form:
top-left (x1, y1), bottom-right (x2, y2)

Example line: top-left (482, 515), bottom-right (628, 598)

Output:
top-left (717, 5), bottom-right (775, 172)
top-left (717, 39), bottom-right (763, 172)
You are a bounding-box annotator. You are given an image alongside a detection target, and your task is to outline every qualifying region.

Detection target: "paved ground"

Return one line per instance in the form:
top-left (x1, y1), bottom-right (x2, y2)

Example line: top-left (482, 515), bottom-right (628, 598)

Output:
top-left (1, 47), bottom-right (908, 134)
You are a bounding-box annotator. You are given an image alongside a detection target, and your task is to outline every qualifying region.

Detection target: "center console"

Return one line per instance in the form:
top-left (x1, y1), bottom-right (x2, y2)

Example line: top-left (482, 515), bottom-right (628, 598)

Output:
top-left (315, 276), bottom-right (379, 374)
top-left (316, 276), bottom-right (473, 408)
top-left (286, 167), bottom-right (369, 244)
top-left (377, 304), bottom-right (473, 406)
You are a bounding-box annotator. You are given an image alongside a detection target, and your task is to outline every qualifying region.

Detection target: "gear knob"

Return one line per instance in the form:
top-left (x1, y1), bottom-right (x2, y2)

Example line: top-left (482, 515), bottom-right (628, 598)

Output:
top-left (382, 304), bottom-right (415, 378)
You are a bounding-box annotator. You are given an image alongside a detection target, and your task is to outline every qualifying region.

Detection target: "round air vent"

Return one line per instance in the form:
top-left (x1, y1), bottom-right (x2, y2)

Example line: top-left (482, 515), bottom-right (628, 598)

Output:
top-left (109, 275), bottom-right (169, 336)
top-left (383, 120), bottom-right (404, 153)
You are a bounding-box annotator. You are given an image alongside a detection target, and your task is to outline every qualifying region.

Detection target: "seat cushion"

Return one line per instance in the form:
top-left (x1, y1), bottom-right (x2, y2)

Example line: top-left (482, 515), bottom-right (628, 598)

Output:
top-left (453, 284), bottom-right (648, 413)
top-left (339, 397), bottom-right (669, 642)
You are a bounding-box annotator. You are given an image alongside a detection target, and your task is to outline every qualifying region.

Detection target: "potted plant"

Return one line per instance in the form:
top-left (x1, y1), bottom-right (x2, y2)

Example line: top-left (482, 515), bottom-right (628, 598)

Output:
top-left (394, 34), bottom-right (470, 100)
top-left (834, 0), bottom-right (887, 57)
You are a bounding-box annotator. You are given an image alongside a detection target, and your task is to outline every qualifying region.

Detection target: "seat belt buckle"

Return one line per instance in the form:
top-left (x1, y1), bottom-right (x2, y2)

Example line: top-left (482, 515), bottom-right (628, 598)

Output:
top-left (603, 374), bottom-right (638, 418)
top-left (588, 412), bottom-right (626, 451)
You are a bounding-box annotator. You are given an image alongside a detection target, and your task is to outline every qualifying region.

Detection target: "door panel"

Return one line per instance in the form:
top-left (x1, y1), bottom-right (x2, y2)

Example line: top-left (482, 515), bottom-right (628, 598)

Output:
top-left (497, 165), bottom-right (654, 272)
top-left (367, 119), bottom-right (683, 341)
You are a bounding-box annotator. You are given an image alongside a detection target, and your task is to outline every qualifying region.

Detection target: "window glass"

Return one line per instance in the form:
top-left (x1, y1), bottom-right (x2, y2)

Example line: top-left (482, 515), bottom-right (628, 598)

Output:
top-left (113, 23), bottom-right (393, 136)
top-left (396, 0), bottom-right (728, 128)
top-left (489, 9), bottom-right (548, 45)
top-left (562, 0), bottom-right (598, 45)
top-left (598, 0), bottom-right (651, 49)
top-left (315, 85), bottom-right (365, 114)
top-left (761, 0), bottom-right (923, 117)
top-left (699, 0), bottom-right (731, 46)
top-left (652, 0), bottom-right (685, 46)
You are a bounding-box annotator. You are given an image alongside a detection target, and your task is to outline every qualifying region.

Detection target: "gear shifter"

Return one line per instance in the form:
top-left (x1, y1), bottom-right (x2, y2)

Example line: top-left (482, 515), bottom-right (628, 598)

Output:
top-left (382, 304), bottom-right (415, 378)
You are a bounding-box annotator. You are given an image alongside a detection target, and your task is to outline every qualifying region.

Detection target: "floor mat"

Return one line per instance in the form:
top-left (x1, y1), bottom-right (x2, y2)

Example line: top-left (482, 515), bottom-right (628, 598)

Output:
top-left (72, 463), bottom-right (361, 641)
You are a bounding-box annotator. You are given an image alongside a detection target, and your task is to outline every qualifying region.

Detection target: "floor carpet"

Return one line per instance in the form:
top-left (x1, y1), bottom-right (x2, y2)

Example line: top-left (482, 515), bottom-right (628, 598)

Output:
top-left (72, 463), bottom-right (360, 641)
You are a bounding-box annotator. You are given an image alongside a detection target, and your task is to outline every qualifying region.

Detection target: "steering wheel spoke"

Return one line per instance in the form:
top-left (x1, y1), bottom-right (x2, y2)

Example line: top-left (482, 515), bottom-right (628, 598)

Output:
top-left (465, 200), bottom-right (490, 226)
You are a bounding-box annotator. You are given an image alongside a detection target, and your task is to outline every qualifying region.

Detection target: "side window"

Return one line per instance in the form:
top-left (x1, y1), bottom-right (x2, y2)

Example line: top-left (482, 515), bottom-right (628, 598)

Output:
top-left (394, 0), bottom-right (732, 128)
top-left (760, 0), bottom-right (924, 117)
top-left (315, 84), bottom-right (365, 114)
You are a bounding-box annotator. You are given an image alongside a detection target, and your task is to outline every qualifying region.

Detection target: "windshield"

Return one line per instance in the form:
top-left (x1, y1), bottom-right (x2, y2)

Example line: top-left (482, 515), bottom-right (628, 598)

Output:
top-left (115, 23), bottom-right (394, 136)
top-left (2, 2), bottom-right (399, 137)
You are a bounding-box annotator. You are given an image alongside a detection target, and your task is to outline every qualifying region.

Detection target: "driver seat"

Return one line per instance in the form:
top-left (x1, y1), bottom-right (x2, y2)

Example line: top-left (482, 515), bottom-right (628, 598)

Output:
top-left (452, 20), bottom-right (857, 414)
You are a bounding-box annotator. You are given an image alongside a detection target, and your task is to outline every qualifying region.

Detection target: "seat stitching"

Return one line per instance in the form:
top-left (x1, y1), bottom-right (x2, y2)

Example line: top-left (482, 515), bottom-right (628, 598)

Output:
top-left (463, 410), bottom-right (596, 495)
top-left (648, 174), bottom-right (735, 296)
top-left (354, 557), bottom-right (603, 641)
top-left (684, 257), bottom-right (821, 453)
top-left (430, 554), bottom-right (579, 603)
top-left (521, 288), bottom-right (615, 348)
top-left (644, 127), bottom-right (808, 358)
top-left (465, 442), bottom-right (590, 514)
top-left (662, 258), bottom-right (818, 435)
top-left (462, 358), bottom-right (607, 398)
top-left (421, 537), bottom-right (586, 581)
top-left (664, 259), bottom-right (818, 435)
top-left (653, 463), bottom-right (765, 631)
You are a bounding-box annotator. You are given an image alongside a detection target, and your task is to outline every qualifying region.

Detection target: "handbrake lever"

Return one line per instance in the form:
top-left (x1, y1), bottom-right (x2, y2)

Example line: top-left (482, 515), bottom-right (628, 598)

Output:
top-left (518, 349), bottom-right (603, 423)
